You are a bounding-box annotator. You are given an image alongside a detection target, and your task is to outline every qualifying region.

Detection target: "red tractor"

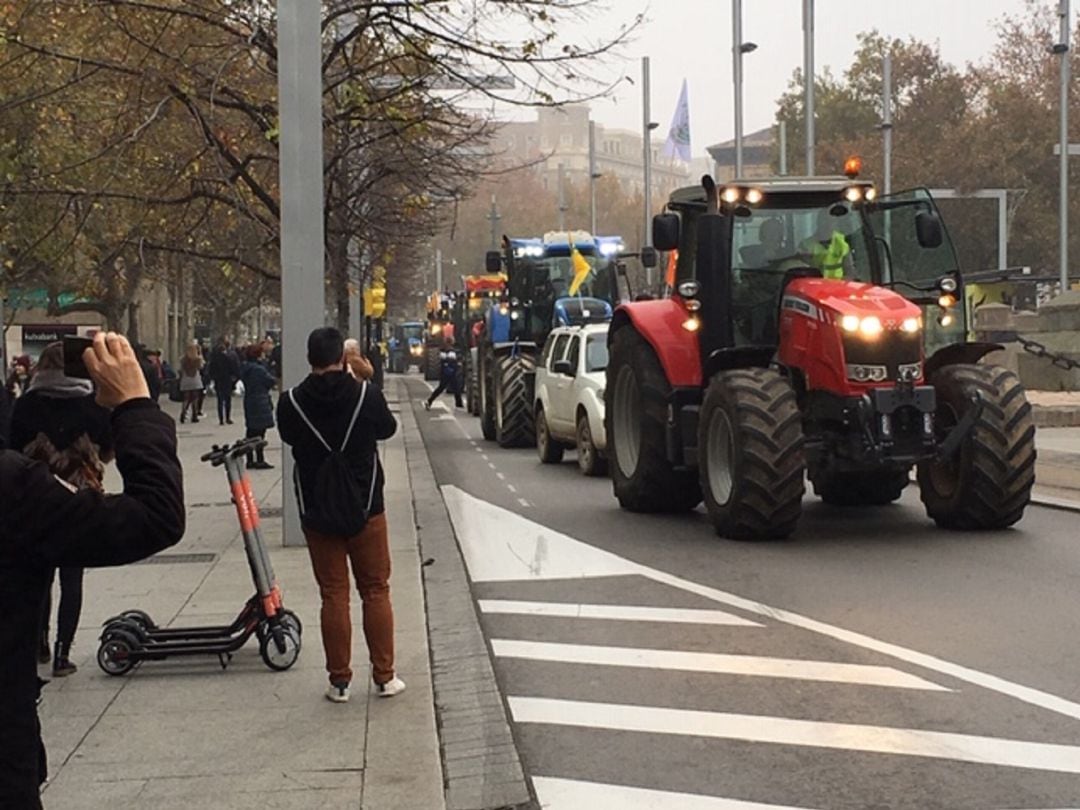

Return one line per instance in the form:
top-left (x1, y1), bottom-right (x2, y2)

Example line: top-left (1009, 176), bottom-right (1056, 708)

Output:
top-left (605, 172), bottom-right (1036, 540)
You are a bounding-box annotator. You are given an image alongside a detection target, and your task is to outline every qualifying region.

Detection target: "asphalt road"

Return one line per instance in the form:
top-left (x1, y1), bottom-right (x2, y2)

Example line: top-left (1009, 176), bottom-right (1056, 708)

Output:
top-left (407, 375), bottom-right (1080, 810)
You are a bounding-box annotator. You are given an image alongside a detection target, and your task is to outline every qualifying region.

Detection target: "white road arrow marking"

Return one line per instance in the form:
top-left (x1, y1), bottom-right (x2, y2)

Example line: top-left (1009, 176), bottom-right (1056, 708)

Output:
top-left (533, 777), bottom-right (817, 810)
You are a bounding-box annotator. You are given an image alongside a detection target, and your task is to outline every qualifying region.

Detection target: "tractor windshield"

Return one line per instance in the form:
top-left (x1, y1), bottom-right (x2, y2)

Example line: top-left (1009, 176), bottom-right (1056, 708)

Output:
top-left (401, 324), bottom-right (424, 342)
top-left (730, 202), bottom-right (875, 345)
top-left (525, 253), bottom-right (616, 304)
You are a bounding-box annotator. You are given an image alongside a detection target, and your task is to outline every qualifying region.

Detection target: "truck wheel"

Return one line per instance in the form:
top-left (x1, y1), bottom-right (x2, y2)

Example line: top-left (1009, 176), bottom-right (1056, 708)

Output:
top-left (918, 364), bottom-right (1035, 530)
top-left (699, 368), bottom-right (805, 540)
top-left (495, 353), bottom-right (535, 448)
top-left (577, 412), bottom-right (607, 477)
top-left (424, 347), bottom-right (440, 381)
top-left (535, 406), bottom-right (564, 463)
top-left (606, 327), bottom-right (701, 512)
top-left (812, 469), bottom-right (909, 506)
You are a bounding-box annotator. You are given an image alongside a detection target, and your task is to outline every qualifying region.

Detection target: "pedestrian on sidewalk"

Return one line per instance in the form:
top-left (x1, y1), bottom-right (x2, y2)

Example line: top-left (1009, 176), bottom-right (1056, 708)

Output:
top-left (277, 327), bottom-right (405, 704)
top-left (10, 343), bottom-right (114, 676)
top-left (0, 331), bottom-right (185, 810)
top-left (240, 343), bottom-right (276, 469)
top-left (0, 383), bottom-right (12, 449)
top-left (424, 338), bottom-right (463, 410)
top-left (344, 338), bottom-right (374, 382)
top-left (178, 341), bottom-right (204, 423)
top-left (208, 338), bottom-right (241, 426)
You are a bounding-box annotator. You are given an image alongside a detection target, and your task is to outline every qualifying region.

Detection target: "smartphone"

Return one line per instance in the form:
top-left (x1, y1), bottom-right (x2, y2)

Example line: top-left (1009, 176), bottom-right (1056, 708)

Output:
top-left (63, 336), bottom-right (94, 380)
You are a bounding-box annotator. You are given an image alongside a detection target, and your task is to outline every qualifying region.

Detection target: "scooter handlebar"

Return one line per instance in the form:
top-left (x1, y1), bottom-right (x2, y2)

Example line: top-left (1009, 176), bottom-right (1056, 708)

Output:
top-left (200, 438), bottom-right (270, 466)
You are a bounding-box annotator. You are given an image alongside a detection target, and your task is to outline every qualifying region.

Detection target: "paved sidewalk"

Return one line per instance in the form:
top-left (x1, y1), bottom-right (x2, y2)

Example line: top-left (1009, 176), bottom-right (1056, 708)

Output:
top-left (37, 387), bottom-right (444, 809)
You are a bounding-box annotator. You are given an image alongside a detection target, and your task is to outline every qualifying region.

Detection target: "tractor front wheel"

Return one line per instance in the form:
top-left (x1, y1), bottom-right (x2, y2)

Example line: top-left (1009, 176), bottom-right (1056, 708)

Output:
top-left (424, 346), bottom-right (440, 381)
top-left (699, 368), bottom-right (805, 540)
top-left (918, 364), bottom-right (1035, 530)
top-left (606, 328), bottom-right (701, 512)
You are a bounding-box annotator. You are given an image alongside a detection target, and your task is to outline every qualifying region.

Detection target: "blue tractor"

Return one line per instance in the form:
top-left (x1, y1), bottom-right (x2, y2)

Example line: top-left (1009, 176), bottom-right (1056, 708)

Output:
top-left (477, 231), bottom-right (654, 447)
top-left (387, 321), bottom-right (426, 374)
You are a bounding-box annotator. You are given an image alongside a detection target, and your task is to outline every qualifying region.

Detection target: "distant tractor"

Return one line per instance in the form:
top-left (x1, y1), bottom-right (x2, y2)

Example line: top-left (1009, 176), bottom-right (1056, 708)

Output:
top-left (452, 273), bottom-right (507, 416)
top-left (424, 292), bottom-right (455, 382)
top-left (387, 321), bottom-right (425, 374)
top-left (479, 231), bottom-right (648, 448)
top-left (606, 170), bottom-right (1036, 540)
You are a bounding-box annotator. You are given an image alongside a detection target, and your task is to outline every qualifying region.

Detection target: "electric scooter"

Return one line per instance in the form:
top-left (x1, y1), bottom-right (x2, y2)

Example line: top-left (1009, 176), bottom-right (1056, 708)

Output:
top-left (96, 438), bottom-right (302, 675)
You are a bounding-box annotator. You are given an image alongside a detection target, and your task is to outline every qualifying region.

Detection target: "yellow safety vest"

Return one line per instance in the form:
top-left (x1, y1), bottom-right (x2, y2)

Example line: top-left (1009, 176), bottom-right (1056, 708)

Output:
top-left (804, 232), bottom-right (851, 280)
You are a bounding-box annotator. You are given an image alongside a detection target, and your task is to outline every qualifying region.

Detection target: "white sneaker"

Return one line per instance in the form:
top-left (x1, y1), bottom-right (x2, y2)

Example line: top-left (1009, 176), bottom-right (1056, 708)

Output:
top-left (325, 682), bottom-right (351, 703)
top-left (377, 676), bottom-right (406, 698)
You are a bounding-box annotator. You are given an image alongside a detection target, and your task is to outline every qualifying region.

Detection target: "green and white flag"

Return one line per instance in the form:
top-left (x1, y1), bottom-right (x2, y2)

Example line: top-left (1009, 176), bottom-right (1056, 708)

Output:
top-left (662, 79), bottom-right (691, 163)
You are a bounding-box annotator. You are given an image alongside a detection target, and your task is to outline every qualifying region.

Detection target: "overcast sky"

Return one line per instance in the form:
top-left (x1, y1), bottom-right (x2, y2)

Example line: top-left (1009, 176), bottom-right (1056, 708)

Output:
top-left (578, 0), bottom-right (1038, 157)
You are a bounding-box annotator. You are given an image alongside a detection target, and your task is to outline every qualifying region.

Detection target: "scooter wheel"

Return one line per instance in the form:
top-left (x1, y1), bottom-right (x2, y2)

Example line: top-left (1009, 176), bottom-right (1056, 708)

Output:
top-left (103, 618), bottom-right (150, 645)
top-left (97, 635), bottom-right (137, 676)
top-left (259, 627), bottom-right (301, 672)
top-left (280, 609), bottom-right (303, 638)
top-left (119, 610), bottom-right (157, 631)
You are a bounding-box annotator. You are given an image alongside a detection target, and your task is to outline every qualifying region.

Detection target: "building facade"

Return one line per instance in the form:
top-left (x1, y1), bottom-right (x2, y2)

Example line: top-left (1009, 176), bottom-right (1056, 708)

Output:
top-left (707, 126), bottom-right (776, 182)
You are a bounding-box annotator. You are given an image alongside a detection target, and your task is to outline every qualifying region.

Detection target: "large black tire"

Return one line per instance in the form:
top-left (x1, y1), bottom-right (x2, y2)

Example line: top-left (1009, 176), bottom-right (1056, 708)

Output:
top-left (698, 369), bottom-right (805, 540)
top-left (480, 360), bottom-right (497, 441)
top-left (918, 364), bottom-right (1036, 530)
top-left (495, 354), bottom-right (536, 448)
top-left (423, 346), bottom-right (440, 381)
top-left (812, 469), bottom-right (909, 506)
top-left (576, 411), bottom-right (608, 477)
top-left (536, 406), bottom-right (565, 463)
top-left (606, 327), bottom-right (702, 512)
top-left (467, 358), bottom-right (480, 416)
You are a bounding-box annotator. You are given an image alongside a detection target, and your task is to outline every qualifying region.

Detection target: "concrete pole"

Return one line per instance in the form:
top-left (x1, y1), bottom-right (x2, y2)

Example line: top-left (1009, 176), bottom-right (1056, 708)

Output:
top-left (882, 54), bottom-right (894, 195)
top-left (488, 195), bottom-right (501, 249)
top-left (642, 56), bottom-right (655, 287)
top-left (803, 0), bottom-right (815, 176)
top-left (276, 0), bottom-right (326, 547)
top-left (733, 0), bottom-right (744, 178)
top-left (1059, 0), bottom-right (1071, 291)
top-left (435, 248), bottom-right (443, 292)
top-left (589, 120), bottom-right (598, 235)
top-left (779, 120), bottom-right (788, 176)
top-left (349, 238), bottom-right (363, 338)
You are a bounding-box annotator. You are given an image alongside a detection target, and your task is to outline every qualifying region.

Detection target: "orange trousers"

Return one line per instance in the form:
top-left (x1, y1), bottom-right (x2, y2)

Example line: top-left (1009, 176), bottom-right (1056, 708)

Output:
top-left (304, 513), bottom-right (395, 686)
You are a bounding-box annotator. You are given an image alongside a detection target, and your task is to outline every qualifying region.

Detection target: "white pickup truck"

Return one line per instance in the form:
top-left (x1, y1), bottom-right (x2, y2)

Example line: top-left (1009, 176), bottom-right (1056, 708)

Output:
top-left (533, 323), bottom-right (609, 476)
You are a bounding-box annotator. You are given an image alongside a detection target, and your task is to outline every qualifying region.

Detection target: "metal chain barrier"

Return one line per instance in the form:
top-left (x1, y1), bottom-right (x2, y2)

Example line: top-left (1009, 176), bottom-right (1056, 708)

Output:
top-left (1016, 335), bottom-right (1080, 371)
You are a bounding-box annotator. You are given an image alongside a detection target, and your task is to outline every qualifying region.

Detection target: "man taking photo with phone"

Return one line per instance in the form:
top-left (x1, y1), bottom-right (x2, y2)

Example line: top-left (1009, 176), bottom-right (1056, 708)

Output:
top-left (0, 332), bottom-right (186, 808)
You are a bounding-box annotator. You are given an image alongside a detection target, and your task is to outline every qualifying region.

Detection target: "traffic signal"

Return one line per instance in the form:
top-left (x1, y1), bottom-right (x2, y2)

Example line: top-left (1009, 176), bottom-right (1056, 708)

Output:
top-left (364, 285), bottom-right (386, 318)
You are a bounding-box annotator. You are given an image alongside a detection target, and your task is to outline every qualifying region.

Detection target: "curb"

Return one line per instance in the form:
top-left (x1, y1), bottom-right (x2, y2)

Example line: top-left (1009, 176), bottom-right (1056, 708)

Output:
top-left (397, 379), bottom-right (535, 810)
top-left (1033, 405), bottom-right (1080, 427)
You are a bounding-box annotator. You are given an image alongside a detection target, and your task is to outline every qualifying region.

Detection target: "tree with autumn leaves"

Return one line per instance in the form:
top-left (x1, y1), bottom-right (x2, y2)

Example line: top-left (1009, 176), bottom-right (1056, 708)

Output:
top-left (0, 0), bottom-right (641, 335)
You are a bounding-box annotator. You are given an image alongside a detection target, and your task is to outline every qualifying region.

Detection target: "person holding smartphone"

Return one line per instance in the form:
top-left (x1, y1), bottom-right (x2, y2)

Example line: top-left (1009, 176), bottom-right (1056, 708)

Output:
top-left (0, 332), bottom-right (185, 808)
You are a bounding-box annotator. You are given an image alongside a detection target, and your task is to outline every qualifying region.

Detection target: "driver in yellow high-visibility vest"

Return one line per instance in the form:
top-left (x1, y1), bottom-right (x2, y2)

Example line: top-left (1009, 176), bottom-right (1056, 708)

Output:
top-left (800, 209), bottom-right (854, 280)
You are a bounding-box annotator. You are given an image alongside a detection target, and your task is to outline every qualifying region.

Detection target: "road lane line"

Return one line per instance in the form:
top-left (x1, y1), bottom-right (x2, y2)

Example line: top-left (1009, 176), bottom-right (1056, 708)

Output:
top-left (507, 485), bottom-right (517, 493)
top-left (496, 473), bottom-right (506, 480)
top-left (518, 498), bottom-right (531, 507)
top-left (532, 777), bottom-right (816, 810)
top-left (441, 485), bottom-right (1080, 722)
top-left (510, 697), bottom-right (1080, 774)
top-left (492, 639), bottom-right (947, 691)
top-left (479, 600), bottom-right (761, 627)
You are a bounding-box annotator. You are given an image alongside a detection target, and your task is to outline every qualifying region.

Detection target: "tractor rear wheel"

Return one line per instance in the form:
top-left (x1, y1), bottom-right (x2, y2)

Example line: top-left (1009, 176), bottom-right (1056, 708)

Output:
top-left (480, 362), bottom-right (496, 441)
top-left (495, 353), bottom-right (535, 448)
top-left (606, 328), bottom-right (701, 512)
top-left (466, 358), bottom-right (480, 416)
top-left (918, 364), bottom-right (1035, 530)
top-left (699, 368), bottom-right (805, 540)
top-left (812, 469), bottom-right (909, 506)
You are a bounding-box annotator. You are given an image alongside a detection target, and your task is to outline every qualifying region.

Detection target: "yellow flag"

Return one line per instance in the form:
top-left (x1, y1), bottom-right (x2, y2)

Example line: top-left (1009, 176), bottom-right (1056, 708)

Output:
top-left (568, 235), bottom-right (592, 295)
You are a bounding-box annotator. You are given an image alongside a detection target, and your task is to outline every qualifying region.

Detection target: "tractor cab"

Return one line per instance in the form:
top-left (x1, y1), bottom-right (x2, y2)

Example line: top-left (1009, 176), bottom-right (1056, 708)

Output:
top-left (605, 170), bottom-right (1035, 541)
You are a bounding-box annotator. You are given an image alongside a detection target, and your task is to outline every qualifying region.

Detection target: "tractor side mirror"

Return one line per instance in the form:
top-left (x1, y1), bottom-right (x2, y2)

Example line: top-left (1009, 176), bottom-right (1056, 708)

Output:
top-left (653, 213), bottom-right (680, 252)
top-left (553, 359), bottom-right (574, 376)
top-left (640, 246), bottom-right (658, 269)
top-left (485, 251), bottom-right (502, 273)
top-left (915, 211), bottom-right (943, 249)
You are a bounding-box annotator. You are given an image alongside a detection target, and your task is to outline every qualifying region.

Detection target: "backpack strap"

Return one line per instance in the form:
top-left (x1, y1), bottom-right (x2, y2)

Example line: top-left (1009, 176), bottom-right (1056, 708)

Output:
top-left (287, 388), bottom-right (332, 453)
top-left (340, 382), bottom-right (368, 452)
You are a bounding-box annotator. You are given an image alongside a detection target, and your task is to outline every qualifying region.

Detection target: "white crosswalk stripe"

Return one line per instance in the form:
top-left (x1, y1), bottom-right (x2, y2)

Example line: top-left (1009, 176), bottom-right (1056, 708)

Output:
top-left (479, 599), bottom-right (762, 627)
top-left (532, 777), bottom-right (818, 810)
top-left (491, 639), bottom-right (949, 690)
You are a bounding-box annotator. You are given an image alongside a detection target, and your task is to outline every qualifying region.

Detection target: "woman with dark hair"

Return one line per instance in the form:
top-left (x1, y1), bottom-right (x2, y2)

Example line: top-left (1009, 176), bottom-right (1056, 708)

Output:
top-left (10, 342), bottom-right (113, 675)
top-left (240, 343), bottom-right (276, 469)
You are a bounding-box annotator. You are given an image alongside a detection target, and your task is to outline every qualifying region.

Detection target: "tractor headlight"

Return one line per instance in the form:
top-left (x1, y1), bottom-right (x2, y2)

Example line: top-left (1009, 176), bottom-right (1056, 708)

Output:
top-left (840, 315), bottom-right (883, 338)
top-left (846, 364), bottom-right (888, 383)
top-left (431, 324), bottom-right (442, 335)
top-left (898, 362), bottom-right (922, 382)
top-left (900, 317), bottom-right (921, 334)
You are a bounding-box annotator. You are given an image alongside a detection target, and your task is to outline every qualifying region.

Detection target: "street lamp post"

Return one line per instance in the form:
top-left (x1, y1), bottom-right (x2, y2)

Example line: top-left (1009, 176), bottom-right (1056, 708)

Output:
top-left (589, 120), bottom-right (600, 235)
top-left (275, 0), bottom-right (326, 546)
top-left (882, 54), bottom-right (893, 196)
top-left (732, 0), bottom-right (757, 178)
top-left (642, 56), bottom-right (659, 287)
top-left (803, 0), bottom-right (816, 176)
top-left (487, 195), bottom-right (501, 250)
top-left (1056, 0), bottom-right (1071, 292)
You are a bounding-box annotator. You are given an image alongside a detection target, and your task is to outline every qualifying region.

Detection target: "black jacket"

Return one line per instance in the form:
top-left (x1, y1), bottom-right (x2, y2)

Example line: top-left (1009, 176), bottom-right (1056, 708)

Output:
top-left (277, 372), bottom-right (396, 522)
top-left (208, 347), bottom-right (240, 386)
top-left (0, 386), bottom-right (11, 450)
top-left (10, 389), bottom-right (113, 459)
top-left (0, 400), bottom-right (185, 806)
